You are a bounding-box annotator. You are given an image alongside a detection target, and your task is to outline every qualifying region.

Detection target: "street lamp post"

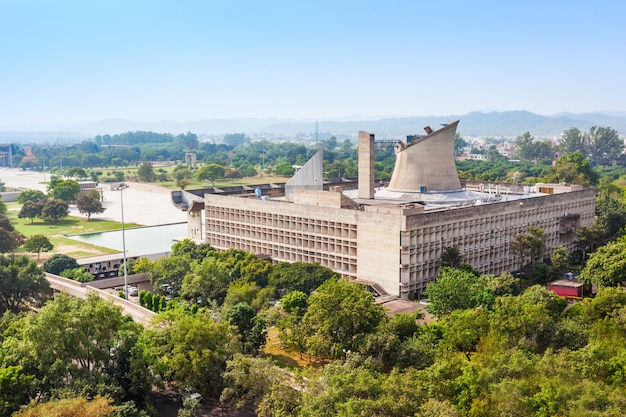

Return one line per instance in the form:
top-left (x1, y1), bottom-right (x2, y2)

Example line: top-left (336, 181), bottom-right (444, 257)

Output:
top-left (115, 183), bottom-right (129, 299)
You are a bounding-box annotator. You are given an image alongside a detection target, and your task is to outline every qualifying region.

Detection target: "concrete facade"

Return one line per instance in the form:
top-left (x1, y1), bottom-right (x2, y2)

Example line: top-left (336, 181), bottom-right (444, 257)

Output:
top-left (173, 122), bottom-right (596, 299)
top-left (387, 121), bottom-right (462, 192)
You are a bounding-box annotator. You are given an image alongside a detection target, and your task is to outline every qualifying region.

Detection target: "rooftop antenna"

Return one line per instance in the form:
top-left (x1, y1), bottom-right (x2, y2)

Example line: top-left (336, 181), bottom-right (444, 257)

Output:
top-left (315, 121), bottom-right (319, 146)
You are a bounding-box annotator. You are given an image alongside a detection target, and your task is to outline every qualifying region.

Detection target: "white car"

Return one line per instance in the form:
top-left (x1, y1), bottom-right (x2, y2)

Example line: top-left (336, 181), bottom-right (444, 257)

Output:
top-left (183, 388), bottom-right (202, 402)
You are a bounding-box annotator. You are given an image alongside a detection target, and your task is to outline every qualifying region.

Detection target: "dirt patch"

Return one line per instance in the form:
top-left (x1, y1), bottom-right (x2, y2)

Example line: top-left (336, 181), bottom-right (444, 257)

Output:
top-left (151, 387), bottom-right (257, 417)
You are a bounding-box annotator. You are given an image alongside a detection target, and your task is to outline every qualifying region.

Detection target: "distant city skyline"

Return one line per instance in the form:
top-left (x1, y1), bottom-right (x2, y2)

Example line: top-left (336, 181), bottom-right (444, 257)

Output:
top-left (1, 1), bottom-right (625, 129)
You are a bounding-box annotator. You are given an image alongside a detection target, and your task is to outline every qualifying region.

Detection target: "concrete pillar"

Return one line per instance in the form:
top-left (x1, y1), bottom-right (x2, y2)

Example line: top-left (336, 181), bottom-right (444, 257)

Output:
top-left (358, 131), bottom-right (375, 199)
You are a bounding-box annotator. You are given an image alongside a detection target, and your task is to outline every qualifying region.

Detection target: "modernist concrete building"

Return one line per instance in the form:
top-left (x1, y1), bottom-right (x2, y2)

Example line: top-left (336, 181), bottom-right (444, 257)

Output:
top-left (172, 121), bottom-right (596, 299)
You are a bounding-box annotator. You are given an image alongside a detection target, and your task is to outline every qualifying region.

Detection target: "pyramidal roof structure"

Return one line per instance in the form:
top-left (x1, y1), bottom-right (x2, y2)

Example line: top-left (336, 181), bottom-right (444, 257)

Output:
top-left (387, 121), bottom-right (462, 192)
top-left (285, 149), bottom-right (324, 199)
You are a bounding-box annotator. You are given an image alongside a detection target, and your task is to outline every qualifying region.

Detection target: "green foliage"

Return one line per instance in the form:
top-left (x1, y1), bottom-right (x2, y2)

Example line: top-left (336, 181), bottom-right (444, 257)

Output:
top-left (226, 302), bottom-right (267, 354)
top-left (540, 152), bottom-right (599, 186)
top-left (136, 162), bottom-right (155, 182)
top-left (21, 235), bottom-right (53, 260)
top-left (440, 246), bottom-right (464, 269)
top-left (580, 237), bottom-right (626, 287)
top-left (0, 254), bottom-right (48, 313)
top-left (196, 163), bottom-right (225, 186)
top-left (220, 354), bottom-right (296, 413)
top-left (145, 307), bottom-right (232, 397)
top-left (18, 200), bottom-right (45, 223)
top-left (42, 254), bottom-right (80, 275)
top-left (2, 294), bottom-right (150, 403)
top-left (16, 190), bottom-right (46, 205)
top-left (60, 267), bottom-right (93, 283)
top-left (268, 262), bottom-right (337, 294)
top-left (426, 268), bottom-right (495, 317)
top-left (511, 226), bottom-right (546, 267)
top-left (41, 199), bottom-right (69, 223)
top-left (0, 365), bottom-right (33, 416)
top-left (47, 178), bottom-right (80, 202)
top-left (302, 278), bottom-right (386, 359)
top-left (0, 215), bottom-right (25, 253)
top-left (76, 189), bottom-right (105, 220)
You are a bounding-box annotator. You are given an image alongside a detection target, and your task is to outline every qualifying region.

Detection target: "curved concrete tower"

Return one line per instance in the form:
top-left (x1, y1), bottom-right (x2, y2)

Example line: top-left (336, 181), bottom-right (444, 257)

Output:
top-left (387, 120), bottom-right (462, 192)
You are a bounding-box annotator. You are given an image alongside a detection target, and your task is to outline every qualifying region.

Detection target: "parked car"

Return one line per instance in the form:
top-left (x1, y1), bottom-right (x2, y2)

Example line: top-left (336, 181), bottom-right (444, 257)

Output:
top-left (114, 285), bottom-right (138, 296)
top-left (183, 388), bottom-right (202, 402)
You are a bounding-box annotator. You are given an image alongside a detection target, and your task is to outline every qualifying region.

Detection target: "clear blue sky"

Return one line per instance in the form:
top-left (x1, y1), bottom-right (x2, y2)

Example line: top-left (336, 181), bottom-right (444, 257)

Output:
top-left (1, 0), bottom-right (625, 129)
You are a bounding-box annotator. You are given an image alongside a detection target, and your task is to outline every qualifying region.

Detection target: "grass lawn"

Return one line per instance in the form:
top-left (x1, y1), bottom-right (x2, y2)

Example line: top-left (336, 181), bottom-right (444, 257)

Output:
top-left (261, 327), bottom-right (326, 370)
top-left (155, 175), bottom-right (289, 190)
top-left (6, 202), bottom-right (140, 261)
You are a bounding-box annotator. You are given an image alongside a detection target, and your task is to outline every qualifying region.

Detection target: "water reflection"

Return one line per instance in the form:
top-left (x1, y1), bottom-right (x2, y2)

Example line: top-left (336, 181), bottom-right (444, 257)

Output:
top-left (68, 222), bottom-right (188, 255)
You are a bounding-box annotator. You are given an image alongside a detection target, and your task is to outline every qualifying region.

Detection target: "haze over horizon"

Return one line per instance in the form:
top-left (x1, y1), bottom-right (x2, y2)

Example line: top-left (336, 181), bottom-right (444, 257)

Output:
top-left (2, 1), bottom-right (625, 130)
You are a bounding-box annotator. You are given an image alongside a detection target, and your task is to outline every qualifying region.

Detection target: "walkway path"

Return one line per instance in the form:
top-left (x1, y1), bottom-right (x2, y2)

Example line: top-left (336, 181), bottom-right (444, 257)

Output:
top-left (0, 168), bottom-right (187, 226)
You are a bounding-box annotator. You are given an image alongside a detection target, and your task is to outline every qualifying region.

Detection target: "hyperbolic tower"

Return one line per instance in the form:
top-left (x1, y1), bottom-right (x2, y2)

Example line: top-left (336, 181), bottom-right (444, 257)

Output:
top-left (386, 120), bottom-right (462, 192)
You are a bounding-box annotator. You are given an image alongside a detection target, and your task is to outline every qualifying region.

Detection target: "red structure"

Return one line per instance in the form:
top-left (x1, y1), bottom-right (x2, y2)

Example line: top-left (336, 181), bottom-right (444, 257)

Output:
top-left (547, 279), bottom-right (584, 299)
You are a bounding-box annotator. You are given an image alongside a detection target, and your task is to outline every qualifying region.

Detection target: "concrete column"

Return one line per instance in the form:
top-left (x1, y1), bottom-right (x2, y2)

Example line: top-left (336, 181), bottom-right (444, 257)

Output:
top-left (358, 131), bottom-right (375, 199)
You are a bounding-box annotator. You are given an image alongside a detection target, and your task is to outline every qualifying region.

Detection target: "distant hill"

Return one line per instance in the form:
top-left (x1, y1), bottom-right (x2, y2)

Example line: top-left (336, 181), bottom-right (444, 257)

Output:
top-left (2, 111), bottom-right (626, 142)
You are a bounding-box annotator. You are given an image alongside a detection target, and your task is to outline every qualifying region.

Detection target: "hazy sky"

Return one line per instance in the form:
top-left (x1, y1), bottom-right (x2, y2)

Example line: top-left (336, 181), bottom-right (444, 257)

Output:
top-left (1, 0), bottom-right (625, 129)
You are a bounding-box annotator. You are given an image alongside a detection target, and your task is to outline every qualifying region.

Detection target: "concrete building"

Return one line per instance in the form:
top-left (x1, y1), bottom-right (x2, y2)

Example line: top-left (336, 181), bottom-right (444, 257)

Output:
top-left (172, 121), bottom-right (596, 299)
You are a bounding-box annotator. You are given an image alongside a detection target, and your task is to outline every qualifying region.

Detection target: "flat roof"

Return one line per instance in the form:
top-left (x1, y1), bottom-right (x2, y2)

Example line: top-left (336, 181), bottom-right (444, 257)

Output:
top-left (548, 279), bottom-right (584, 288)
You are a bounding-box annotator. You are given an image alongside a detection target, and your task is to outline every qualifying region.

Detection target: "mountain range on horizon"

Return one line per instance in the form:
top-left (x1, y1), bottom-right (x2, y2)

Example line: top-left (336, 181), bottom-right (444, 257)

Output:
top-left (2, 110), bottom-right (626, 142)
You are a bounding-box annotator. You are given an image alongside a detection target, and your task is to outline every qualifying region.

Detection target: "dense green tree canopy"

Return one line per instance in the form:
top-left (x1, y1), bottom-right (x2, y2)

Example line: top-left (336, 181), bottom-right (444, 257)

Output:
top-left (21, 235), bottom-right (53, 260)
top-left (426, 267), bottom-right (495, 317)
top-left (580, 237), bottom-right (626, 287)
top-left (47, 178), bottom-right (80, 202)
top-left (302, 278), bottom-right (386, 358)
top-left (42, 253), bottom-right (80, 275)
top-left (196, 163), bottom-right (225, 186)
top-left (41, 199), bottom-right (69, 223)
top-left (0, 254), bottom-right (47, 313)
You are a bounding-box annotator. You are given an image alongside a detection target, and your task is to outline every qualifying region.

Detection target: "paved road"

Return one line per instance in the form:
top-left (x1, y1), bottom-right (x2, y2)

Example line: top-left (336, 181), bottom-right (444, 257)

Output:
top-left (0, 168), bottom-right (187, 226)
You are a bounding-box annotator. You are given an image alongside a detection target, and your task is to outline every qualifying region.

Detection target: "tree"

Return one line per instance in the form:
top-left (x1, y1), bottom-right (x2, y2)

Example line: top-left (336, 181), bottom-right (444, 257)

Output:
top-left (136, 162), bottom-right (155, 182)
top-left (47, 178), bottom-right (80, 202)
top-left (41, 199), bottom-right (69, 223)
top-left (587, 126), bottom-right (623, 165)
top-left (425, 267), bottom-right (495, 317)
top-left (180, 256), bottom-right (231, 306)
top-left (220, 354), bottom-right (294, 413)
top-left (0, 365), bottom-right (33, 416)
top-left (580, 238), bottom-right (626, 287)
top-left (145, 307), bottom-right (232, 397)
top-left (16, 190), bottom-right (46, 205)
top-left (440, 246), bottom-right (464, 269)
top-left (0, 215), bottom-right (25, 253)
top-left (515, 132), bottom-right (535, 160)
top-left (42, 253), bottom-right (80, 275)
top-left (559, 127), bottom-right (587, 156)
top-left (454, 133), bottom-right (468, 157)
top-left (595, 195), bottom-right (626, 241)
top-left (60, 267), bottom-right (93, 283)
top-left (549, 246), bottom-right (569, 278)
top-left (173, 166), bottom-right (193, 189)
top-left (22, 235), bottom-right (53, 260)
top-left (18, 200), bottom-right (46, 223)
top-left (76, 189), bottom-right (105, 220)
top-left (274, 161), bottom-right (294, 176)
top-left (540, 152), bottom-right (598, 186)
top-left (196, 163), bottom-right (225, 186)
top-left (226, 302), bottom-right (267, 355)
top-left (511, 226), bottom-right (545, 267)
top-left (5, 293), bottom-right (150, 402)
top-left (268, 262), bottom-right (337, 294)
top-left (0, 254), bottom-right (49, 313)
top-left (66, 167), bottom-right (88, 179)
top-left (302, 278), bottom-right (386, 358)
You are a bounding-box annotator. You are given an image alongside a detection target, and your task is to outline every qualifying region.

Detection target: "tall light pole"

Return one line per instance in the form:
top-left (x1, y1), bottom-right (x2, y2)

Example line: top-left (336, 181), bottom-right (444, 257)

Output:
top-left (115, 183), bottom-right (129, 299)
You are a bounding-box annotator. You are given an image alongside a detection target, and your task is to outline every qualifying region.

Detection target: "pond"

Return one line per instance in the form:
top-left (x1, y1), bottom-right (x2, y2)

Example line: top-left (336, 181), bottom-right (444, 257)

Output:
top-left (68, 222), bottom-right (188, 255)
